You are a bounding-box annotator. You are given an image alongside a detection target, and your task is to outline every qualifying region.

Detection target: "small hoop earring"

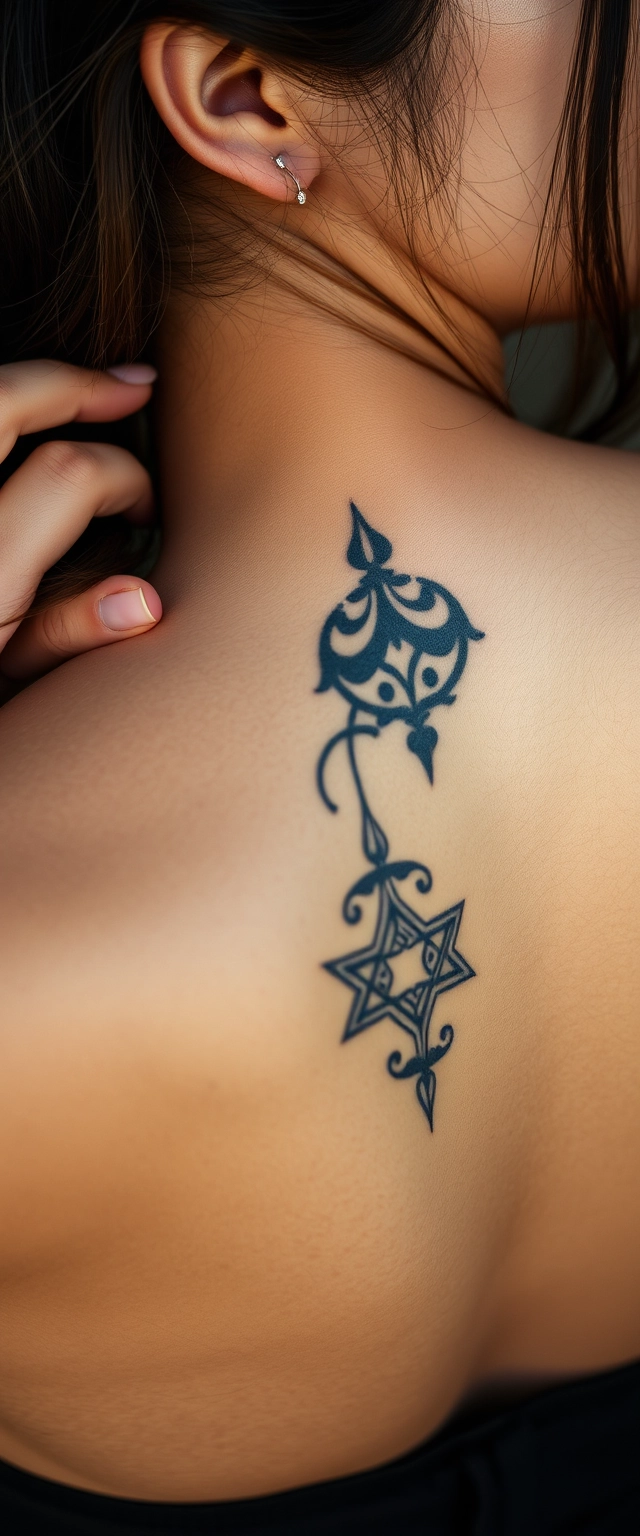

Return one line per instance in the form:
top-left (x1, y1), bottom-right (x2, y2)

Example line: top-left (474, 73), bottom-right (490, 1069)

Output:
top-left (273, 154), bottom-right (307, 205)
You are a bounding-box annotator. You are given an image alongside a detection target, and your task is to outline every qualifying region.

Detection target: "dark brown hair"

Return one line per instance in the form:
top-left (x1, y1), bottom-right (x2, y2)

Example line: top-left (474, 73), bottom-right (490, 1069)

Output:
top-left (0, 1), bottom-right (637, 610)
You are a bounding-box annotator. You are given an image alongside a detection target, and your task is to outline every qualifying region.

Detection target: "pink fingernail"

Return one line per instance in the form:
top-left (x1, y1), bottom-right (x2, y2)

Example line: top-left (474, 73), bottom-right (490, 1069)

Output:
top-left (99, 588), bottom-right (160, 631)
top-left (107, 363), bottom-right (157, 385)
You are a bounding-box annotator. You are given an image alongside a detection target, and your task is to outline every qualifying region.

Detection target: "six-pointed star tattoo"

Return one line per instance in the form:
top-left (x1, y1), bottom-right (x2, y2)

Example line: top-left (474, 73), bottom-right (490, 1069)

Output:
top-left (324, 881), bottom-right (475, 1128)
top-left (325, 885), bottom-right (474, 1045)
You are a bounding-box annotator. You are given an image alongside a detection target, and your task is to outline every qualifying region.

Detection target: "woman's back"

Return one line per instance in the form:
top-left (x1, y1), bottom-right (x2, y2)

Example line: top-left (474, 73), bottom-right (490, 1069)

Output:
top-left (0, 316), bottom-right (638, 1500)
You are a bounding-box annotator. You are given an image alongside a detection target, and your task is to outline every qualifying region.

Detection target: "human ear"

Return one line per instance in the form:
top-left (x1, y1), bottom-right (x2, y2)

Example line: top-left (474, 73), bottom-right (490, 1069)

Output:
top-left (139, 24), bottom-right (321, 202)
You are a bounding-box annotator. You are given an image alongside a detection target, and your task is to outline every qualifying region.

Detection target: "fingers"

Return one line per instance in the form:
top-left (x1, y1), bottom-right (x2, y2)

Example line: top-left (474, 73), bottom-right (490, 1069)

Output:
top-left (0, 359), bottom-right (160, 697)
top-left (0, 576), bottom-right (163, 683)
top-left (0, 439), bottom-right (154, 630)
top-left (0, 359), bottom-right (157, 461)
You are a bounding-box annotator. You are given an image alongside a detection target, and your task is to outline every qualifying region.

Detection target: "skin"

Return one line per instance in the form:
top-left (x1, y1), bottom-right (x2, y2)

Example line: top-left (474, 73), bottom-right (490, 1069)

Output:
top-left (0, 0), bottom-right (638, 1503)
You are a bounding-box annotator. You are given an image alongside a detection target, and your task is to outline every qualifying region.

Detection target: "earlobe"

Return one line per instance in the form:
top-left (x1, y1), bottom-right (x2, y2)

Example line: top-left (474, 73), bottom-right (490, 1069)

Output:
top-left (139, 23), bottom-right (320, 205)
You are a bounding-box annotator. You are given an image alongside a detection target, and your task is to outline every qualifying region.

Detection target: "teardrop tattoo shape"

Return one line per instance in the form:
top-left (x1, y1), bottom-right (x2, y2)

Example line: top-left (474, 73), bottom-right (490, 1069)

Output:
top-left (316, 503), bottom-right (483, 1128)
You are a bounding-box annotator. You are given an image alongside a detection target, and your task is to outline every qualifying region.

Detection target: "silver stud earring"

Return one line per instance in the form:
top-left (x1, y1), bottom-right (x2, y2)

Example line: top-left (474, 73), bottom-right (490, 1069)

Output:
top-left (273, 154), bottom-right (307, 205)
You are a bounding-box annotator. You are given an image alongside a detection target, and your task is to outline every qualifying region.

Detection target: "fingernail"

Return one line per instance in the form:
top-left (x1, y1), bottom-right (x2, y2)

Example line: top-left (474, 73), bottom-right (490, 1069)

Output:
top-left (99, 588), bottom-right (160, 631)
top-left (107, 363), bottom-right (157, 385)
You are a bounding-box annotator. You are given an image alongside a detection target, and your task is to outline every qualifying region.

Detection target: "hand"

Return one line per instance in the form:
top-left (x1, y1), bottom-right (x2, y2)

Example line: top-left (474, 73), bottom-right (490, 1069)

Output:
top-left (0, 360), bottom-right (162, 697)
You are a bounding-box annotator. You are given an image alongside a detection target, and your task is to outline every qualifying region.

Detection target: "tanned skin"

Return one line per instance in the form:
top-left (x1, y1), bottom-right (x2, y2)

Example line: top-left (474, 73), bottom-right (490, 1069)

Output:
top-left (0, 1), bottom-right (637, 1501)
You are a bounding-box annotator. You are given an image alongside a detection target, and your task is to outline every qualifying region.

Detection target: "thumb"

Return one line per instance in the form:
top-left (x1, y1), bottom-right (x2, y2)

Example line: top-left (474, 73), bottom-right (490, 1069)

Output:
top-left (0, 576), bottom-right (162, 684)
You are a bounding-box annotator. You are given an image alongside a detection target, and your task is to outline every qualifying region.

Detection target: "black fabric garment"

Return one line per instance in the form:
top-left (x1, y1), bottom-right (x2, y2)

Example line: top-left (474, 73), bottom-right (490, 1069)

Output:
top-left (0, 1359), bottom-right (638, 1535)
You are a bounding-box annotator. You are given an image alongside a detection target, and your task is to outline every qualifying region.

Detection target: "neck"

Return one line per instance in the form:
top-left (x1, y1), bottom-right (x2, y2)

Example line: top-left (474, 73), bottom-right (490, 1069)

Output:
top-left (254, 206), bottom-right (509, 404)
top-left (154, 266), bottom-right (507, 592)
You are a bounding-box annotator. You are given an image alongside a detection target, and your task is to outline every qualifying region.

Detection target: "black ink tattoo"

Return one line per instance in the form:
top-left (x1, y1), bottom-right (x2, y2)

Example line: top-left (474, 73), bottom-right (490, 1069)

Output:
top-left (316, 503), bottom-right (483, 1128)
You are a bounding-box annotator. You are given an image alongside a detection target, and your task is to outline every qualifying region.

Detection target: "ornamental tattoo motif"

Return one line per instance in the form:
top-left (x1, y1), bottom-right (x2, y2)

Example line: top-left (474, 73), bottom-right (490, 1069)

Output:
top-left (316, 503), bottom-right (483, 1128)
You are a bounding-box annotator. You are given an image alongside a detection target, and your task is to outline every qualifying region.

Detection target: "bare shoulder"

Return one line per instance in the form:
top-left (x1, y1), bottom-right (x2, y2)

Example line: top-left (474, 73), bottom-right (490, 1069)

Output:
top-left (0, 418), bottom-right (638, 1494)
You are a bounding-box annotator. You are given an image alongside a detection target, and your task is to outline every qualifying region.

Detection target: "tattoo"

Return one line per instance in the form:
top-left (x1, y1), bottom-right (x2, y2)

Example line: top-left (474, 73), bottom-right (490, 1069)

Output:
top-left (316, 503), bottom-right (484, 1128)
